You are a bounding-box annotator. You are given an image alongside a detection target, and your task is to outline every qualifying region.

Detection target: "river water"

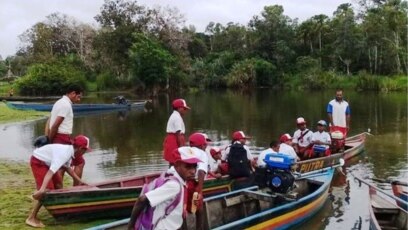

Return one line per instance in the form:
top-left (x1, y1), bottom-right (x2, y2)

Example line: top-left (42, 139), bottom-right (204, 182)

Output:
top-left (0, 89), bottom-right (406, 229)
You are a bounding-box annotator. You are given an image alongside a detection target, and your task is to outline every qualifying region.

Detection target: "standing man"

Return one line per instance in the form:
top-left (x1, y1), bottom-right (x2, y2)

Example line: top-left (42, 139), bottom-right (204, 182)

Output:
top-left (45, 84), bottom-right (83, 188)
top-left (327, 89), bottom-right (351, 135)
top-left (163, 99), bottom-right (190, 165)
top-left (292, 117), bottom-right (313, 159)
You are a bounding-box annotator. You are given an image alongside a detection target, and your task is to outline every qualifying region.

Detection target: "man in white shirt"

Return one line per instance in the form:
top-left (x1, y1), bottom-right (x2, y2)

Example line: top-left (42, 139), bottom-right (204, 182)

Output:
top-left (163, 99), bottom-right (190, 164)
top-left (279, 134), bottom-right (300, 161)
top-left (45, 84), bottom-right (83, 188)
top-left (128, 146), bottom-right (202, 230)
top-left (26, 135), bottom-right (91, 228)
top-left (257, 140), bottom-right (280, 167)
top-left (292, 117), bottom-right (313, 159)
top-left (311, 120), bottom-right (332, 157)
top-left (327, 89), bottom-right (351, 135)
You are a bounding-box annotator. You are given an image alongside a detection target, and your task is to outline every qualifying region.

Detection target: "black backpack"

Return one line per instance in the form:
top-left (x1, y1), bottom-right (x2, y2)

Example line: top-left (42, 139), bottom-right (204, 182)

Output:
top-left (227, 143), bottom-right (251, 178)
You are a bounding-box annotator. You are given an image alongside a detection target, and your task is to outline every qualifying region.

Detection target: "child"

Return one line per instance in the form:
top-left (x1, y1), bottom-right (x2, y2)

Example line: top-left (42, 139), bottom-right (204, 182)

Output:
top-left (279, 134), bottom-right (300, 161)
top-left (257, 140), bottom-right (280, 167)
top-left (311, 120), bottom-right (332, 157)
top-left (128, 146), bottom-right (202, 230)
top-left (26, 135), bottom-right (91, 228)
top-left (292, 117), bottom-right (313, 159)
top-left (208, 147), bottom-right (223, 178)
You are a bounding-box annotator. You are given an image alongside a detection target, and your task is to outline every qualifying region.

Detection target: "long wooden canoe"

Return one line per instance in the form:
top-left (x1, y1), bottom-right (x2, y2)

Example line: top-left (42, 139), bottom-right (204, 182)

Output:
top-left (86, 168), bottom-right (335, 230)
top-left (369, 186), bottom-right (408, 230)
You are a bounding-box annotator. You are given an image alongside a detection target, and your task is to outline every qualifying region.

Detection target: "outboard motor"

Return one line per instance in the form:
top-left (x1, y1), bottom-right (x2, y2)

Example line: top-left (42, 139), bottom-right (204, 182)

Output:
top-left (330, 131), bottom-right (345, 153)
top-left (263, 153), bottom-right (296, 194)
top-left (114, 96), bottom-right (128, 105)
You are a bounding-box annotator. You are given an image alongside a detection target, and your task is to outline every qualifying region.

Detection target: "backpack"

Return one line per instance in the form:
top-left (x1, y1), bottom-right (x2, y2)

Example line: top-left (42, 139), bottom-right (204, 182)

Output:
top-left (134, 172), bottom-right (182, 230)
top-left (227, 143), bottom-right (251, 178)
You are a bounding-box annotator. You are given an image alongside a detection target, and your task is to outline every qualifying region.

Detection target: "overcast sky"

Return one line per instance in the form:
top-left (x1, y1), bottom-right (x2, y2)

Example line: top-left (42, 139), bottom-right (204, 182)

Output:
top-left (0, 0), bottom-right (353, 58)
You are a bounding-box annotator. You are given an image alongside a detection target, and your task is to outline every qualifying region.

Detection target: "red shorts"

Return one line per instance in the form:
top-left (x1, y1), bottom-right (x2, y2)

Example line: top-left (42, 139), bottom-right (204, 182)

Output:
top-left (30, 156), bottom-right (62, 190)
top-left (186, 180), bottom-right (203, 213)
top-left (52, 133), bottom-right (84, 166)
top-left (163, 133), bottom-right (185, 163)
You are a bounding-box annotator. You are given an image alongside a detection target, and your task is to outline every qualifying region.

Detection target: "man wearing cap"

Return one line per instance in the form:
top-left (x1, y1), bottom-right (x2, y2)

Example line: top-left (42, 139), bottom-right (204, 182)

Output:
top-left (128, 147), bottom-right (201, 230)
top-left (26, 135), bottom-right (91, 228)
top-left (163, 98), bottom-right (190, 165)
top-left (279, 134), bottom-right (300, 161)
top-left (327, 89), bottom-right (351, 135)
top-left (184, 132), bottom-right (210, 230)
top-left (45, 84), bottom-right (84, 188)
top-left (292, 117), bottom-right (313, 159)
top-left (311, 120), bottom-right (331, 157)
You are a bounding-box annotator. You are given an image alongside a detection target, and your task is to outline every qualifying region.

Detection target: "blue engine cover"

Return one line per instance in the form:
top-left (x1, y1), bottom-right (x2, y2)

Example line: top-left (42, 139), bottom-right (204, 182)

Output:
top-left (264, 153), bottom-right (295, 170)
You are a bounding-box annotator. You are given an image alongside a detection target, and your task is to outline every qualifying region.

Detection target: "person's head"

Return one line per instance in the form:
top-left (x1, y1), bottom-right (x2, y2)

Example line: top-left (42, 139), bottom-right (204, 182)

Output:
top-left (189, 132), bottom-right (211, 150)
top-left (172, 99), bottom-right (190, 115)
top-left (279, 133), bottom-right (292, 144)
top-left (66, 84), bottom-right (83, 104)
top-left (317, 120), bottom-right (327, 132)
top-left (335, 89), bottom-right (343, 102)
top-left (172, 147), bottom-right (202, 181)
top-left (269, 140), bottom-right (280, 152)
top-left (210, 147), bottom-right (222, 160)
top-left (232, 131), bottom-right (251, 144)
top-left (296, 117), bottom-right (307, 130)
top-left (72, 135), bottom-right (91, 156)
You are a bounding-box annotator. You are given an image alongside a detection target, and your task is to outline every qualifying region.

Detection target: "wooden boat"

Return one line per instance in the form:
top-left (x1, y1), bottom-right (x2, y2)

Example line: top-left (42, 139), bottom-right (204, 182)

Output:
top-left (86, 168), bottom-right (336, 230)
top-left (369, 186), bottom-right (408, 230)
top-left (6, 101), bottom-right (147, 113)
top-left (41, 173), bottom-right (254, 220)
top-left (391, 181), bottom-right (408, 211)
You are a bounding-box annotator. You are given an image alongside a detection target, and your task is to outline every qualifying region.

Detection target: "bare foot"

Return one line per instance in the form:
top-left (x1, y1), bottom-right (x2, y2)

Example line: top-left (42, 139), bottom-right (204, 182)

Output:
top-left (25, 218), bottom-right (45, 228)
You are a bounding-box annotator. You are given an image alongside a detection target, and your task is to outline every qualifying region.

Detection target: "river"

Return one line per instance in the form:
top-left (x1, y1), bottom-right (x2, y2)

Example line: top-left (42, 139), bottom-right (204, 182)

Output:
top-left (0, 89), bottom-right (406, 229)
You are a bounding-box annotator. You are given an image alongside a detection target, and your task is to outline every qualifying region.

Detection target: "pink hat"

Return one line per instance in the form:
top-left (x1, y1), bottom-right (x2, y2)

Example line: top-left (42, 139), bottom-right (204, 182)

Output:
top-left (172, 99), bottom-right (190, 110)
top-left (232, 131), bottom-right (251, 141)
top-left (210, 147), bottom-right (221, 157)
top-left (73, 135), bottom-right (92, 152)
top-left (189, 132), bottom-right (211, 147)
top-left (296, 117), bottom-right (306, 125)
top-left (173, 147), bottom-right (202, 164)
top-left (279, 133), bottom-right (292, 143)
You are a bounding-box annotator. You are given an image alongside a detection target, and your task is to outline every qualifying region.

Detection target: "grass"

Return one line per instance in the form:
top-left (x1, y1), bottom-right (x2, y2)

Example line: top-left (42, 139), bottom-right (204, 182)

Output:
top-left (0, 102), bottom-right (48, 124)
top-left (0, 160), bottom-right (116, 230)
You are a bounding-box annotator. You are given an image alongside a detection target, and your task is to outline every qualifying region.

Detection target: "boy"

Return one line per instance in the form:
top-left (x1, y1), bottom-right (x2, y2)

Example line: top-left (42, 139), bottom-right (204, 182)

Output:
top-left (292, 117), bottom-right (313, 159)
top-left (128, 147), bottom-right (202, 230)
top-left (311, 120), bottom-right (332, 157)
top-left (279, 134), bottom-right (300, 161)
top-left (208, 147), bottom-right (222, 178)
top-left (26, 135), bottom-right (91, 228)
top-left (257, 140), bottom-right (280, 167)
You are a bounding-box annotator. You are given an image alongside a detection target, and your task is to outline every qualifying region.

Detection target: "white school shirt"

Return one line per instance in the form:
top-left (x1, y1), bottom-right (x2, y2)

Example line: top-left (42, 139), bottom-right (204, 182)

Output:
top-left (311, 131), bottom-right (332, 149)
top-left (191, 147), bottom-right (209, 175)
top-left (257, 148), bottom-right (277, 167)
top-left (50, 95), bottom-right (74, 134)
top-left (278, 143), bottom-right (298, 160)
top-left (166, 111), bottom-right (185, 134)
top-left (327, 99), bottom-right (350, 128)
top-left (222, 142), bottom-right (254, 161)
top-left (206, 150), bottom-right (221, 172)
top-left (145, 167), bottom-right (185, 230)
top-left (33, 144), bottom-right (74, 173)
top-left (292, 129), bottom-right (313, 147)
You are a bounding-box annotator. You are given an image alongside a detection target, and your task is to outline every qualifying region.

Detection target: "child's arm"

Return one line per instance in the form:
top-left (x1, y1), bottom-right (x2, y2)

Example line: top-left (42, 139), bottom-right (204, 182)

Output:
top-left (66, 167), bottom-right (87, 185)
top-left (128, 195), bottom-right (149, 230)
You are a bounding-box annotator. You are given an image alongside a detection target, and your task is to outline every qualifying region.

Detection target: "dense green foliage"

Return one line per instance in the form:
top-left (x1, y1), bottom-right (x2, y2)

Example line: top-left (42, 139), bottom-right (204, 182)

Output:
top-left (1, 0), bottom-right (407, 95)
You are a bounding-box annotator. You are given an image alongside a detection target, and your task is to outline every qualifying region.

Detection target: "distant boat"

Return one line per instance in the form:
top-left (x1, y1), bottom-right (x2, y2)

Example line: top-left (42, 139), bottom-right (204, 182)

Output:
top-left (6, 101), bottom-right (148, 114)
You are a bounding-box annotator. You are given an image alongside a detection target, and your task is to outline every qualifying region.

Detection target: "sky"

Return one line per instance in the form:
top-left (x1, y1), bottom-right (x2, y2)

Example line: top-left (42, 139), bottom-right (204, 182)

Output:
top-left (0, 0), bottom-right (353, 58)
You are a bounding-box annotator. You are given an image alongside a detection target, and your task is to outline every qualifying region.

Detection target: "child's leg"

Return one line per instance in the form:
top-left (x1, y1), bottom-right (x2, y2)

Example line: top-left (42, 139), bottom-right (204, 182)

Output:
top-left (26, 200), bottom-right (45, 228)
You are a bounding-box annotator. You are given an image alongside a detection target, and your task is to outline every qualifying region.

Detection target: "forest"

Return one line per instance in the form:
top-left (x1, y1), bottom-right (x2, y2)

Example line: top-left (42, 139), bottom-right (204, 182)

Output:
top-left (0, 0), bottom-right (407, 95)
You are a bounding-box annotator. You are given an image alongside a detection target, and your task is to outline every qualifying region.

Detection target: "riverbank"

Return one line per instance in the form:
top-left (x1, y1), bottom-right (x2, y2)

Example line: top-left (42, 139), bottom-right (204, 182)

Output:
top-left (0, 102), bottom-right (48, 124)
top-left (0, 160), bottom-right (116, 229)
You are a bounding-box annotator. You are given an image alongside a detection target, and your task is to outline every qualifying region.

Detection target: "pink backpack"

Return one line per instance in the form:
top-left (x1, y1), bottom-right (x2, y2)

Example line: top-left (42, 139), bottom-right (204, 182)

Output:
top-left (134, 173), bottom-right (182, 230)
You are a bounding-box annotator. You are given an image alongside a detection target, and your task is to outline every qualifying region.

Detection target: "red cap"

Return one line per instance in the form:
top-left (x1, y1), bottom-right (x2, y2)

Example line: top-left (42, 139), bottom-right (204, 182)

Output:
top-left (232, 131), bottom-right (251, 141)
top-left (173, 147), bottom-right (202, 164)
top-left (172, 99), bottom-right (190, 110)
top-left (210, 147), bottom-right (221, 157)
top-left (73, 135), bottom-right (92, 152)
top-left (189, 132), bottom-right (211, 147)
top-left (279, 133), bottom-right (292, 143)
top-left (296, 117), bottom-right (306, 125)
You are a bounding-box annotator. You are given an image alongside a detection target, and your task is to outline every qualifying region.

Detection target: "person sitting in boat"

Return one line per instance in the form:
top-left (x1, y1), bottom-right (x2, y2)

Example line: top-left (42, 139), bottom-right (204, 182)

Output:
top-left (26, 135), bottom-right (91, 228)
top-left (292, 117), bottom-right (313, 160)
top-left (222, 131), bottom-right (256, 178)
top-left (279, 134), bottom-right (300, 161)
top-left (257, 140), bottom-right (280, 167)
top-left (128, 147), bottom-right (202, 230)
top-left (310, 120), bottom-right (332, 158)
top-left (207, 147), bottom-right (223, 178)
